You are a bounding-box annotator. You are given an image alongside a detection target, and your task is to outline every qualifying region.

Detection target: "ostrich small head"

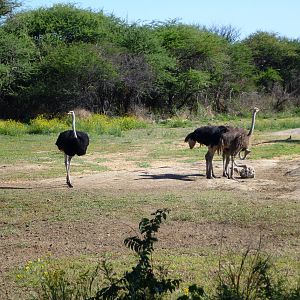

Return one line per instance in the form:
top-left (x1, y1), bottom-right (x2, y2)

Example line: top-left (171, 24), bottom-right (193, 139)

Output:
top-left (239, 148), bottom-right (251, 160)
top-left (184, 132), bottom-right (197, 149)
top-left (68, 111), bottom-right (75, 115)
top-left (253, 107), bottom-right (260, 114)
top-left (187, 138), bottom-right (196, 149)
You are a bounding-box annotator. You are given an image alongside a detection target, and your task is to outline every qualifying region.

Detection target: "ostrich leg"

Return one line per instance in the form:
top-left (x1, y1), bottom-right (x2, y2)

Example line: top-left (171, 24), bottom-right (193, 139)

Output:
top-left (65, 154), bottom-right (73, 188)
top-left (223, 153), bottom-right (230, 177)
top-left (228, 155), bottom-right (235, 179)
top-left (222, 153), bottom-right (226, 176)
top-left (205, 151), bottom-right (211, 178)
top-left (205, 149), bottom-right (215, 179)
top-left (210, 146), bottom-right (218, 178)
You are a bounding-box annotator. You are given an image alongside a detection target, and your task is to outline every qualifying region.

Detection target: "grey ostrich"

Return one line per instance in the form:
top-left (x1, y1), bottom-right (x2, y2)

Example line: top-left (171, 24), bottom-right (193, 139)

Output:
top-left (221, 107), bottom-right (259, 179)
top-left (56, 111), bottom-right (90, 187)
top-left (185, 126), bottom-right (228, 179)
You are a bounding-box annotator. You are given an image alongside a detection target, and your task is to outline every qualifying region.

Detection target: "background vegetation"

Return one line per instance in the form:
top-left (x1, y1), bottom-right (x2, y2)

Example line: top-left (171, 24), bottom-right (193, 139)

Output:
top-left (1, 1), bottom-right (300, 120)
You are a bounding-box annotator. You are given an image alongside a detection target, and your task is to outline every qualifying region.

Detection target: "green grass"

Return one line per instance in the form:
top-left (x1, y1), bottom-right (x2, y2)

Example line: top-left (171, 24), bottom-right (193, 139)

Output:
top-left (1, 188), bottom-right (298, 239)
top-left (2, 186), bottom-right (299, 299)
top-left (0, 119), bottom-right (299, 181)
top-left (251, 141), bottom-right (300, 159)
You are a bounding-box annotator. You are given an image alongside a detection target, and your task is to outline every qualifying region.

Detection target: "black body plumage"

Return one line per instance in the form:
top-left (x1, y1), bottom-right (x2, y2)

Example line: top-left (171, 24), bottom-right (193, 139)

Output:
top-left (185, 125), bottom-right (228, 146)
top-left (56, 130), bottom-right (89, 157)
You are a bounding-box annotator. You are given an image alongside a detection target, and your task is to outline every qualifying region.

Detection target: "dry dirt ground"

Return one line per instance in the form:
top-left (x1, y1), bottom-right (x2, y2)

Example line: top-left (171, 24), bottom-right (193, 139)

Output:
top-left (0, 129), bottom-right (300, 298)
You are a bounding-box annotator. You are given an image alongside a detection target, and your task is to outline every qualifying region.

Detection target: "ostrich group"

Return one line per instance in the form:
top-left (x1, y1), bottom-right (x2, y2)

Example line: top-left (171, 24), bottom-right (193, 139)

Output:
top-left (185, 107), bottom-right (259, 179)
top-left (55, 107), bottom-right (259, 187)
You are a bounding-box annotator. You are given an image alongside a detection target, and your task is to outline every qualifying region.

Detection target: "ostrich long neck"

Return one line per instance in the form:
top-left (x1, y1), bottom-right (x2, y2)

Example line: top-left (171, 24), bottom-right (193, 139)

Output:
top-left (247, 110), bottom-right (257, 137)
top-left (71, 112), bottom-right (78, 138)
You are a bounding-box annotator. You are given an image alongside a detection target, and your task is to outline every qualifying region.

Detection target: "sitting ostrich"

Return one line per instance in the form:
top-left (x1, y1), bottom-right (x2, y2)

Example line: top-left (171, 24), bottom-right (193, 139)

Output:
top-left (185, 126), bottom-right (228, 179)
top-left (55, 111), bottom-right (89, 187)
top-left (221, 107), bottom-right (259, 179)
top-left (233, 162), bottom-right (256, 178)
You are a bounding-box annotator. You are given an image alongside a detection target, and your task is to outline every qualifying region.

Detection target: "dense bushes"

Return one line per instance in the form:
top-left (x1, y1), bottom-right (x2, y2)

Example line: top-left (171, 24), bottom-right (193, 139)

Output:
top-left (1, 3), bottom-right (300, 119)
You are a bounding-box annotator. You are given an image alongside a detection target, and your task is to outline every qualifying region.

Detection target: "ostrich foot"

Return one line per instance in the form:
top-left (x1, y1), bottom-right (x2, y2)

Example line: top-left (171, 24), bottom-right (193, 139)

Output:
top-left (67, 181), bottom-right (73, 188)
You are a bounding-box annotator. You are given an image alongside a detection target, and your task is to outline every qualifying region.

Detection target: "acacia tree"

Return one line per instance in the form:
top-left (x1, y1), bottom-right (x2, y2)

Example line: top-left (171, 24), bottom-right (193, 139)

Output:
top-left (3, 3), bottom-right (119, 43)
top-left (1, 4), bottom-right (299, 118)
top-left (206, 24), bottom-right (241, 43)
top-left (245, 31), bottom-right (300, 109)
top-left (155, 23), bottom-right (250, 112)
top-left (0, 0), bottom-right (20, 20)
top-left (24, 42), bottom-right (118, 115)
top-left (0, 28), bottom-right (38, 119)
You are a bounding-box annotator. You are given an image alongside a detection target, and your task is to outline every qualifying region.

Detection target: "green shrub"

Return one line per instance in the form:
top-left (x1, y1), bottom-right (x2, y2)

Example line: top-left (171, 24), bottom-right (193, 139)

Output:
top-left (0, 114), bottom-right (147, 136)
top-left (92, 208), bottom-right (181, 300)
top-left (0, 119), bottom-right (27, 135)
top-left (28, 115), bottom-right (68, 134)
top-left (71, 114), bottom-right (147, 136)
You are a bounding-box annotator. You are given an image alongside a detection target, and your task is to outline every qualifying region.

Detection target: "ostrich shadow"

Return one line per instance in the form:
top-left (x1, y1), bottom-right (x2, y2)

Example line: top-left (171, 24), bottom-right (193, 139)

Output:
top-left (0, 184), bottom-right (69, 190)
top-left (0, 186), bottom-right (33, 190)
top-left (137, 173), bottom-right (204, 181)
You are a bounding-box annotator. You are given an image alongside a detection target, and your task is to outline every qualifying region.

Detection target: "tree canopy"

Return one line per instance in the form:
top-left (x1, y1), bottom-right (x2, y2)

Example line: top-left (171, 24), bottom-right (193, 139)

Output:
top-left (0, 3), bottom-right (299, 119)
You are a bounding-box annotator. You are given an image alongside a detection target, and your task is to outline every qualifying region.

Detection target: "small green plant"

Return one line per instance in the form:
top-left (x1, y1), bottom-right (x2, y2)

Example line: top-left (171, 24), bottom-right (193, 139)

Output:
top-left (91, 208), bottom-right (181, 299)
top-left (137, 161), bottom-right (151, 168)
top-left (16, 257), bottom-right (101, 300)
top-left (177, 284), bottom-right (207, 299)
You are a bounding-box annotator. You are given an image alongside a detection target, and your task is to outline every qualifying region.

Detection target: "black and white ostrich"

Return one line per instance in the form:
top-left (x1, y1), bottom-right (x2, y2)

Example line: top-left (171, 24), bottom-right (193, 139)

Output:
top-left (185, 125), bottom-right (228, 179)
top-left (55, 111), bottom-right (89, 188)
